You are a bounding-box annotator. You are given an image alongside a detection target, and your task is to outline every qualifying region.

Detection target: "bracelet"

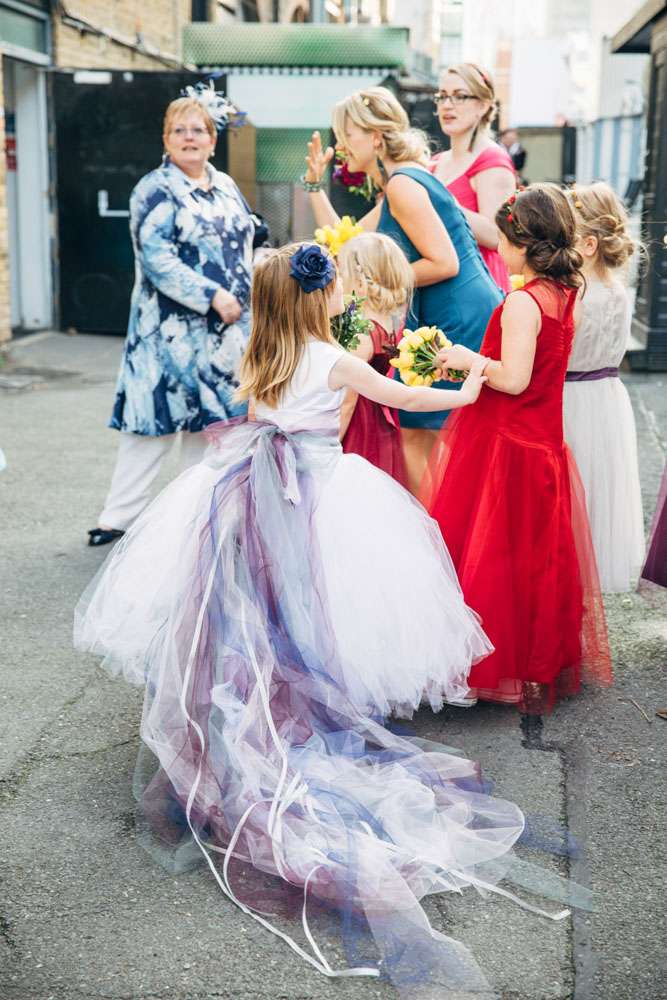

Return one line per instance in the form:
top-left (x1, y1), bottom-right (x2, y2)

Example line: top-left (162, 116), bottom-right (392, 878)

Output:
top-left (300, 173), bottom-right (325, 193)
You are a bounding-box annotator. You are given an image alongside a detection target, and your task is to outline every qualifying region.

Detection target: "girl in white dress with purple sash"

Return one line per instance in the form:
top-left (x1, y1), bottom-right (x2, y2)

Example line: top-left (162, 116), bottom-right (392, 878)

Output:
top-left (75, 243), bottom-right (583, 994)
top-left (564, 183), bottom-right (644, 592)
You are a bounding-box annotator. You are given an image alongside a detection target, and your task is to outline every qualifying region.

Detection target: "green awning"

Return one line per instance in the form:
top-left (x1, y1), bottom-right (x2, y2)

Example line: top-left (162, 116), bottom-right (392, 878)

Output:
top-left (183, 23), bottom-right (408, 69)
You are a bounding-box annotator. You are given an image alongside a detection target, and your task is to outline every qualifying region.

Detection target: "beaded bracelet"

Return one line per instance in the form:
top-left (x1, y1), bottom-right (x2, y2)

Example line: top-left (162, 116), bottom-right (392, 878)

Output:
top-left (300, 174), bottom-right (325, 193)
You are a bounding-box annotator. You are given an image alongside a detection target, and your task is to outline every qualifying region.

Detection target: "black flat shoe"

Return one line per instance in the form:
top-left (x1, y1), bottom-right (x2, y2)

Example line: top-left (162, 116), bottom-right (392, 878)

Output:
top-left (87, 527), bottom-right (125, 547)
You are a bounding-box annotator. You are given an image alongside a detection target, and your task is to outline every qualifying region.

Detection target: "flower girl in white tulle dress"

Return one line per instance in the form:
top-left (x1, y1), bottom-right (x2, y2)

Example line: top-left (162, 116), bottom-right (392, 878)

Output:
top-left (564, 183), bottom-right (644, 592)
top-left (75, 243), bottom-right (584, 993)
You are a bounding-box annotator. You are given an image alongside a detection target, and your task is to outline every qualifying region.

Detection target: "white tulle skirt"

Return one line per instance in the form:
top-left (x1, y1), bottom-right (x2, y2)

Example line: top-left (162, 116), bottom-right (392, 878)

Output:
top-left (563, 377), bottom-right (644, 592)
top-left (75, 420), bottom-right (584, 993)
top-left (77, 446), bottom-right (490, 717)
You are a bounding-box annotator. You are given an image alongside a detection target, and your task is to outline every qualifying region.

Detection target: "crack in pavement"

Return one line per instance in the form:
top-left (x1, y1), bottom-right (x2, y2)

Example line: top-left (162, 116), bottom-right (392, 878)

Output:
top-left (0, 911), bottom-right (18, 953)
top-left (0, 677), bottom-right (121, 806)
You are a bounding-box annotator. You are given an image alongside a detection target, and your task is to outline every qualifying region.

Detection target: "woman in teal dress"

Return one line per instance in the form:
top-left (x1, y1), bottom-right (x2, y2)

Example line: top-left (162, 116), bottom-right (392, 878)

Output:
top-left (303, 86), bottom-right (502, 492)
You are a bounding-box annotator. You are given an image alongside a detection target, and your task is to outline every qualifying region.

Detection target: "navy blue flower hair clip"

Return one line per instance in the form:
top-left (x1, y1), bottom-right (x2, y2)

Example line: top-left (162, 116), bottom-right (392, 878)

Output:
top-left (289, 244), bottom-right (336, 294)
top-left (181, 80), bottom-right (246, 133)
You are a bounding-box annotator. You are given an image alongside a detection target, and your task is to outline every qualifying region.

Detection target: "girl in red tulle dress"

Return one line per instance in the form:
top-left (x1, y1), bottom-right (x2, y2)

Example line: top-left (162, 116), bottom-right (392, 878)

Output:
top-left (337, 232), bottom-right (412, 486)
top-left (421, 185), bottom-right (612, 713)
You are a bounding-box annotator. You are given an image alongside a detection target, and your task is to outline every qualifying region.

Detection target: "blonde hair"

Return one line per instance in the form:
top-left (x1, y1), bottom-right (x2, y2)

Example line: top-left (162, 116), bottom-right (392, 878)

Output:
top-left (163, 97), bottom-right (216, 140)
top-left (337, 233), bottom-right (414, 316)
top-left (569, 182), bottom-right (639, 271)
top-left (237, 243), bottom-right (337, 408)
top-left (441, 63), bottom-right (498, 134)
top-left (332, 86), bottom-right (430, 168)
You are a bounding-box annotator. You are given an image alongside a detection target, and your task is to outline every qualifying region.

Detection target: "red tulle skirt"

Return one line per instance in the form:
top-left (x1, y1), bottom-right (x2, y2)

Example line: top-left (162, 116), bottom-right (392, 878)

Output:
top-left (420, 411), bottom-right (612, 713)
top-left (343, 396), bottom-right (407, 488)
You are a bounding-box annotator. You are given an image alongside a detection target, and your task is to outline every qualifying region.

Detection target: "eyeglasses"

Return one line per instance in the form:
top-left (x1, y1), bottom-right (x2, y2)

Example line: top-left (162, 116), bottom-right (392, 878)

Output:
top-left (433, 93), bottom-right (478, 107)
top-left (170, 126), bottom-right (209, 138)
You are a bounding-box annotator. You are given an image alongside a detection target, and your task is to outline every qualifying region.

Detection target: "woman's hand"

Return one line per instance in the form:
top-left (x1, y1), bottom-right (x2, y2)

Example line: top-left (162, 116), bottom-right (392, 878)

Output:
top-left (212, 288), bottom-right (242, 325)
top-left (436, 343), bottom-right (479, 376)
top-left (305, 131), bottom-right (335, 184)
top-left (457, 357), bottom-right (489, 404)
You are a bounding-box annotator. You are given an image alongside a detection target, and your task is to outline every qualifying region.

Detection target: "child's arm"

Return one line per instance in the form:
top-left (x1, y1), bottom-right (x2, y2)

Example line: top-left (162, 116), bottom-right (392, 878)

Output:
top-left (436, 291), bottom-right (541, 395)
top-left (338, 332), bottom-right (375, 439)
top-left (330, 353), bottom-right (488, 410)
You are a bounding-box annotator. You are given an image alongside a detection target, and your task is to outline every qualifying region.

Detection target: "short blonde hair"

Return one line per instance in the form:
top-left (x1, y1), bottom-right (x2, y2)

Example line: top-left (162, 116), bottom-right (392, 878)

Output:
top-left (569, 182), bottom-right (639, 271)
top-left (237, 243), bottom-right (337, 408)
top-left (440, 63), bottom-right (498, 132)
top-left (162, 97), bottom-right (216, 140)
top-left (332, 86), bottom-right (430, 167)
top-left (337, 232), bottom-right (413, 316)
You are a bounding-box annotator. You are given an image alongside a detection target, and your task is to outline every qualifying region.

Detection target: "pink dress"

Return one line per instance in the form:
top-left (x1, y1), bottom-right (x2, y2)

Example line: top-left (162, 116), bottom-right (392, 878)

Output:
top-left (430, 145), bottom-right (515, 293)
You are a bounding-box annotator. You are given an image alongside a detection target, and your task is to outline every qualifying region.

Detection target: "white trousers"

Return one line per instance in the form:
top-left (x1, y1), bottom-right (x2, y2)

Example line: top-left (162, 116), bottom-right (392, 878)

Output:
top-left (98, 431), bottom-right (207, 531)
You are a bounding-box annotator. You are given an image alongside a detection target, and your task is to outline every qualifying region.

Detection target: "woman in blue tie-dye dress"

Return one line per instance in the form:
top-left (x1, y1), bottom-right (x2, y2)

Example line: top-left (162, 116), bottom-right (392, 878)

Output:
top-left (89, 92), bottom-right (257, 546)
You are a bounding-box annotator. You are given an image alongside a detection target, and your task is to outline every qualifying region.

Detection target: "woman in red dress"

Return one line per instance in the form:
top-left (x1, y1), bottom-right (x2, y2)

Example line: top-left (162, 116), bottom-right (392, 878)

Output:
top-left (337, 232), bottom-right (410, 486)
top-left (430, 63), bottom-right (516, 293)
top-left (421, 185), bottom-right (612, 713)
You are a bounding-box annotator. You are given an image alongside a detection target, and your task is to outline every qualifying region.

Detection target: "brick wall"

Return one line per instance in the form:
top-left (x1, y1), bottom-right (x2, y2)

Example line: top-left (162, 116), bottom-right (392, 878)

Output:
top-left (53, 0), bottom-right (192, 71)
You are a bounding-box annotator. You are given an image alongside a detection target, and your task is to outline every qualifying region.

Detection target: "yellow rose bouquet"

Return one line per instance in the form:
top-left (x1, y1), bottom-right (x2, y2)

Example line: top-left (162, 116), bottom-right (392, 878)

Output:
top-left (389, 326), bottom-right (467, 385)
top-left (314, 215), bottom-right (363, 257)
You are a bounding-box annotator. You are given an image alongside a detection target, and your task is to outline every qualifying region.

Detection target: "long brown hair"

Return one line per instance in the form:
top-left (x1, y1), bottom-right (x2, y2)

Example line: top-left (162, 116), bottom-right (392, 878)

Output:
top-left (237, 243), bottom-right (338, 407)
top-left (496, 183), bottom-right (584, 288)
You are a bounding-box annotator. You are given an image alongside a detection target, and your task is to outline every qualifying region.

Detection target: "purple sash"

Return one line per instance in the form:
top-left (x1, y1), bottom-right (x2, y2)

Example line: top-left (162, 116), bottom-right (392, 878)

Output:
top-left (565, 367), bottom-right (619, 382)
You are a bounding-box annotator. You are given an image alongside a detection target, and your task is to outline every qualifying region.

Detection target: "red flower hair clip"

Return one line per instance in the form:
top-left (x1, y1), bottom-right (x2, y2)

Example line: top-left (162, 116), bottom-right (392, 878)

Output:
top-left (503, 194), bottom-right (524, 234)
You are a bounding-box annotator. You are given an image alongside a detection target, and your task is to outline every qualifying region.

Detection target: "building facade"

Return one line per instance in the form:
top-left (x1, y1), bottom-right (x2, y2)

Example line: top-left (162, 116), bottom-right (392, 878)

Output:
top-left (0, 1), bottom-right (245, 343)
top-left (0, 0), bottom-right (441, 342)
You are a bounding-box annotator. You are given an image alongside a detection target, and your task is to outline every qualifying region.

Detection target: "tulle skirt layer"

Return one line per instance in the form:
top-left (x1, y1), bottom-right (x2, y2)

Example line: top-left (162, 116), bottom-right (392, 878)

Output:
top-left (74, 419), bottom-right (581, 992)
top-left (563, 378), bottom-right (644, 592)
top-left (421, 411), bottom-right (612, 713)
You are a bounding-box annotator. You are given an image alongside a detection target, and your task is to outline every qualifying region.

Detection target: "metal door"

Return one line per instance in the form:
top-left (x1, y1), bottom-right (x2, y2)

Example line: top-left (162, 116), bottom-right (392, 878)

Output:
top-left (53, 70), bottom-right (228, 334)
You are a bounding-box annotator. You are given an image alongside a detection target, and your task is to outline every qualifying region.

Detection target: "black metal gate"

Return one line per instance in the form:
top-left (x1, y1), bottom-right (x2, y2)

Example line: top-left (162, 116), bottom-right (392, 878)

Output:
top-left (53, 70), bottom-right (228, 334)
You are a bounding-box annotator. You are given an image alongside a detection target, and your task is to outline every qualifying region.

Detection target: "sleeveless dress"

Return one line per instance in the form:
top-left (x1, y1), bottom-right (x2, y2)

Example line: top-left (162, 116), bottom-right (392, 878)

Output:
top-left (563, 276), bottom-right (644, 592)
top-left (73, 340), bottom-right (578, 991)
top-left (341, 319), bottom-right (407, 485)
top-left (421, 280), bottom-right (612, 713)
top-left (430, 145), bottom-right (514, 293)
top-left (378, 167), bottom-right (503, 429)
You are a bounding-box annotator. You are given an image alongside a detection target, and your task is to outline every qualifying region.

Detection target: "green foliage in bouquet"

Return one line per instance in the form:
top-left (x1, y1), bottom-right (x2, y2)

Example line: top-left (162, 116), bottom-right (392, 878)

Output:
top-left (331, 293), bottom-right (372, 352)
